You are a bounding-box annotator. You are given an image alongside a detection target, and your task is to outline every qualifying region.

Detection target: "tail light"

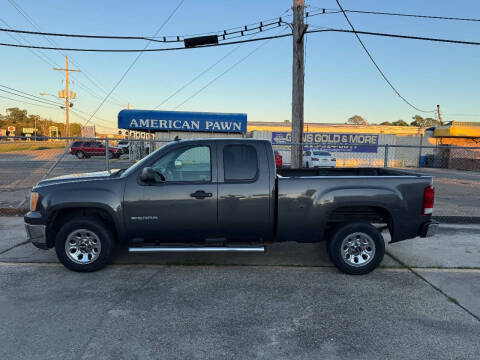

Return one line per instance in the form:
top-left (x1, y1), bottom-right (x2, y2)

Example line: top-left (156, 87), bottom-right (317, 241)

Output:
top-left (311, 157), bottom-right (319, 161)
top-left (422, 186), bottom-right (435, 215)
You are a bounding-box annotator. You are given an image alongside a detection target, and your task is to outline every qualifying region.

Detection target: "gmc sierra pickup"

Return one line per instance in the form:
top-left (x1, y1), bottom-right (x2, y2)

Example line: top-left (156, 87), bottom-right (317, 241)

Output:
top-left (24, 138), bottom-right (438, 274)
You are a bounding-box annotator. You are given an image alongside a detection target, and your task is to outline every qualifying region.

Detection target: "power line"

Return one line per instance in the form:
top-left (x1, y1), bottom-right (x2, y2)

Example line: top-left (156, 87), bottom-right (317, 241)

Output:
top-left (0, 88), bottom-right (64, 108)
top-left (3, 27), bottom-right (480, 53)
top-left (152, 21), bottom-right (290, 110)
top-left (82, 0), bottom-right (186, 128)
top-left (173, 27), bottom-right (288, 110)
top-left (7, 0), bottom-right (128, 108)
top-left (70, 109), bottom-right (117, 130)
top-left (334, 0), bottom-right (434, 113)
top-left (0, 94), bottom-right (62, 110)
top-left (0, 17), bottom-right (60, 68)
top-left (310, 6), bottom-right (480, 22)
top-left (0, 10), bottom-right (291, 42)
top-left (0, 84), bottom-right (63, 106)
top-left (5, 6), bottom-right (477, 43)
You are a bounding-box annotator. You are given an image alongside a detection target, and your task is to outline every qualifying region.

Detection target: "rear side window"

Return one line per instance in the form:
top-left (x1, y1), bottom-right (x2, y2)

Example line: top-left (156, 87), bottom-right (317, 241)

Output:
top-left (72, 141), bottom-right (82, 147)
top-left (82, 142), bottom-right (92, 147)
top-left (223, 144), bottom-right (258, 181)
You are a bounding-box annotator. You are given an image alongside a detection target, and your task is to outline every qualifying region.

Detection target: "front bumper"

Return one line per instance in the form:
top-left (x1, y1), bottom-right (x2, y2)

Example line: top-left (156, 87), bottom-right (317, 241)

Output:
top-left (24, 211), bottom-right (48, 249)
top-left (419, 220), bottom-right (439, 238)
top-left (25, 223), bottom-right (48, 249)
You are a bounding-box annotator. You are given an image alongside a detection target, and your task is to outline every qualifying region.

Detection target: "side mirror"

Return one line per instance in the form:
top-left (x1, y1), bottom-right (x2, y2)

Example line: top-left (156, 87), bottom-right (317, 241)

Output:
top-left (140, 167), bottom-right (159, 183)
top-left (174, 160), bottom-right (183, 168)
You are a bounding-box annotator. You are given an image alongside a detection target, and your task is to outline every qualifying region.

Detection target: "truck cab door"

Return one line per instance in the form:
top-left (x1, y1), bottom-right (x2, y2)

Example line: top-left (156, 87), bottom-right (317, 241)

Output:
top-left (124, 143), bottom-right (218, 242)
top-left (217, 141), bottom-right (273, 242)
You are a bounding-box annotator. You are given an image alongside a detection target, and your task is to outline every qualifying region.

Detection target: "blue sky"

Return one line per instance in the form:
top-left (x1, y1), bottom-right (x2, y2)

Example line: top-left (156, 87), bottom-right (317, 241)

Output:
top-left (1, 0), bottom-right (480, 131)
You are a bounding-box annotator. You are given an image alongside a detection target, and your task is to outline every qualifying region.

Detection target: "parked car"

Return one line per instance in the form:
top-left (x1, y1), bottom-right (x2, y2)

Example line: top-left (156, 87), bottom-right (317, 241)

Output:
top-left (25, 138), bottom-right (437, 274)
top-left (70, 141), bottom-right (120, 159)
top-left (274, 150), bottom-right (283, 167)
top-left (303, 150), bottom-right (336, 168)
top-left (117, 140), bottom-right (130, 154)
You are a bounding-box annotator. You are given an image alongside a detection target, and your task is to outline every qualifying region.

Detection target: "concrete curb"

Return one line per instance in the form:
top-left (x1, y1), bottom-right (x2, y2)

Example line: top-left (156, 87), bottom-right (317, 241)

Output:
top-left (433, 215), bottom-right (480, 224)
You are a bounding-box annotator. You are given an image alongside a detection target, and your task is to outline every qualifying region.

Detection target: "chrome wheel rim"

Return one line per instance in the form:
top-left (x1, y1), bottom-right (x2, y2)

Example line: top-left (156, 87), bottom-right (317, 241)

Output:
top-left (341, 232), bottom-right (376, 267)
top-left (65, 229), bottom-right (101, 264)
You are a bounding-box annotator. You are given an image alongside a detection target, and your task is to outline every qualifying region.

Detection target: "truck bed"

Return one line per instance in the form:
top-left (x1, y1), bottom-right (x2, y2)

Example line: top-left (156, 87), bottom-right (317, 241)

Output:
top-left (275, 167), bottom-right (432, 243)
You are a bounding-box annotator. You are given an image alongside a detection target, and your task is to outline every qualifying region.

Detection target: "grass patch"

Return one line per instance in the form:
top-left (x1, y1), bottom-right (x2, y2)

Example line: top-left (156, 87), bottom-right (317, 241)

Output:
top-left (0, 142), bottom-right (66, 152)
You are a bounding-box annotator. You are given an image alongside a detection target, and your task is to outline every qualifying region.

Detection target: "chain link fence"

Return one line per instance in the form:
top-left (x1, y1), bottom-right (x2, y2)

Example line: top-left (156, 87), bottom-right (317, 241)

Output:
top-left (272, 142), bottom-right (480, 170)
top-left (1, 136), bottom-right (479, 220)
top-left (0, 136), bottom-right (169, 215)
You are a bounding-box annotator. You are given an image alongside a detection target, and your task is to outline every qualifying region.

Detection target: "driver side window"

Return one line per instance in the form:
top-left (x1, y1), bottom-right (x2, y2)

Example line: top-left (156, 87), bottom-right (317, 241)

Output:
top-left (151, 146), bottom-right (211, 183)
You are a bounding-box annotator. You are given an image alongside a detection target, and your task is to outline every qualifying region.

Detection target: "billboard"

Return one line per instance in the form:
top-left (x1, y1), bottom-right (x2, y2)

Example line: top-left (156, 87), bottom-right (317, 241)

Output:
top-left (81, 126), bottom-right (96, 138)
top-left (118, 110), bottom-right (247, 133)
top-left (272, 132), bottom-right (378, 153)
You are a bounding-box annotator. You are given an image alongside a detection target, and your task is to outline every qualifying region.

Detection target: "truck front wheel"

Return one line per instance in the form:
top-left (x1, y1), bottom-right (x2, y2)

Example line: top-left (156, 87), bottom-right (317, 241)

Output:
top-left (327, 222), bottom-right (385, 275)
top-left (55, 217), bottom-right (115, 272)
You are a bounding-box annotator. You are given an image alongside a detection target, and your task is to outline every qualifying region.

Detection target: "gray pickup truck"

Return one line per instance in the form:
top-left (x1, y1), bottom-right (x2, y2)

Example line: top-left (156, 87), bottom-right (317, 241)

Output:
top-left (25, 138), bottom-right (438, 274)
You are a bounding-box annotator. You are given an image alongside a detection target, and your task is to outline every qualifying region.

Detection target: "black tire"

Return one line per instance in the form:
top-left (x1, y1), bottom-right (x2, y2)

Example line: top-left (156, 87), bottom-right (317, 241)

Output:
top-left (327, 222), bottom-right (385, 275)
top-left (55, 216), bottom-right (115, 272)
top-left (75, 150), bottom-right (85, 159)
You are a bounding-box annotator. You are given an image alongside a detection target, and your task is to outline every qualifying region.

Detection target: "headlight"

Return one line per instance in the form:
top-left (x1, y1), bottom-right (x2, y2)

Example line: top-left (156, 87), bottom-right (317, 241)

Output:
top-left (30, 192), bottom-right (39, 211)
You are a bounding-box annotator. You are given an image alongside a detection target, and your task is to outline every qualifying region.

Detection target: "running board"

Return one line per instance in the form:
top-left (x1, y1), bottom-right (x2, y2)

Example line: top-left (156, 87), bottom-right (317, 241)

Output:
top-left (128, 246), bottom-right (265, 253)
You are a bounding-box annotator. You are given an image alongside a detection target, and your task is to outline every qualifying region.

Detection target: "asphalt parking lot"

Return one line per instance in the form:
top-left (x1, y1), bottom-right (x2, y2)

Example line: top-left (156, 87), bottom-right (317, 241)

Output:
top-left (0, 217), bottom-right (479, 359)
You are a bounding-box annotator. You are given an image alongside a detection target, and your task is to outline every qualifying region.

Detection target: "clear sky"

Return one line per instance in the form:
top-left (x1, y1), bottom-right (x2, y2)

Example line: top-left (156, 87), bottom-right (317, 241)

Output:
top-left (1, 0), bottom-right (480, 132)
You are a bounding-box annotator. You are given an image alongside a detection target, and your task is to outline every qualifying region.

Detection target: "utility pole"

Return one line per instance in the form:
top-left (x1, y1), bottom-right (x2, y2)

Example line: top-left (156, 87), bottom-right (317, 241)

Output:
top-left (54, 56), bottom-right (80, 137)
top-left (436, 104), bottom-right (443, 125)
top-left (291, 0), bottom-right (306, 168)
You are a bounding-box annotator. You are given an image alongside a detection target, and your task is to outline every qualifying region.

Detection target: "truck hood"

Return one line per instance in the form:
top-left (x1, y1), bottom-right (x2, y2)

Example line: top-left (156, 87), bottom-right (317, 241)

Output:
top-left (34, 169), bottom-right (121, 188)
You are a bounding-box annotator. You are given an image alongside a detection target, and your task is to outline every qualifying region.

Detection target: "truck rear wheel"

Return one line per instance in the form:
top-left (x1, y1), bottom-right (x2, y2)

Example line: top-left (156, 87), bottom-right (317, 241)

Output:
top-left (55, 217), bottom-right (115, 272)
top-left (327, 222), bottom-right (385, 275)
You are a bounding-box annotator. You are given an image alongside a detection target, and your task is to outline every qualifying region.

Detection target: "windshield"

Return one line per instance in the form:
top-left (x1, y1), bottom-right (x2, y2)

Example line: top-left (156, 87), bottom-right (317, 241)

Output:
top-left (120, 143), bottom-right (168, 177)
top-left (313, 151), bottom-right (331, 156)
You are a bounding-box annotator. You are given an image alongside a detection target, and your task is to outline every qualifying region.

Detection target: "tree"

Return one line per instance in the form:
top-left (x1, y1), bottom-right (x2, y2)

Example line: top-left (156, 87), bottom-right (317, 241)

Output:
top-left (410, 115), bottom-right (441, 127)
top-left (392, 120), bottom-right (409, 126)
top-left (379, 121), bottom-right (393, 126)
top-left (0, 107), bottom-right (84, 136)
top-left (347, 115), bottom-right (368, 125)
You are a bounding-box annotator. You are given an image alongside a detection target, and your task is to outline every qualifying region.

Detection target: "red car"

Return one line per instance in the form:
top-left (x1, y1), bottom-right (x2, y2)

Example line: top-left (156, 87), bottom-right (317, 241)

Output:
top-left (274, 150), bottom-right (283, 167)
top-left (70, 141), bottom-right (120, 159)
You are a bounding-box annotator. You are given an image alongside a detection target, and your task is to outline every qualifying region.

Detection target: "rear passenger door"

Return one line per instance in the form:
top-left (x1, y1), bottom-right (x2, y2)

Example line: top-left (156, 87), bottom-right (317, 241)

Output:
top-left (92, 142), bottom-right (105, 156)
top-left (217, 142), bottom-right (273, 242)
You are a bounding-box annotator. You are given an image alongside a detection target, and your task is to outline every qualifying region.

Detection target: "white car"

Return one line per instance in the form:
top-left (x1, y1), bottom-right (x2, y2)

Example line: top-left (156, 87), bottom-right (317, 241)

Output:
top-left (303, 150), bottom-right (336, 168)
top-left (117, 140), bottom-right (130, 154)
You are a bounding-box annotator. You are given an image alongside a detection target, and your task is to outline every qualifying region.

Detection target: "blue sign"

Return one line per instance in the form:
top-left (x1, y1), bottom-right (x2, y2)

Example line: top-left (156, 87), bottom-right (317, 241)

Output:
top-left (272, 132), bottom-right (378, 153)
top-left (118, 110), bottom-right (247, 133)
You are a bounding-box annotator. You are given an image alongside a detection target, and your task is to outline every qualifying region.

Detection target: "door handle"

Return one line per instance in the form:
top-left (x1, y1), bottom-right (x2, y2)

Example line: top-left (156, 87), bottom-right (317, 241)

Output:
top-left (190, 190), bottom-right (212, 199)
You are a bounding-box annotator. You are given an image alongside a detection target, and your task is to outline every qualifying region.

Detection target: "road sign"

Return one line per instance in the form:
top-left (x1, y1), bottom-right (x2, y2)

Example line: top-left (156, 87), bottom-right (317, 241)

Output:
top-left (7, 126), bottom-right (15, 132)
top-left (23, 128), bottom-right (37, 134)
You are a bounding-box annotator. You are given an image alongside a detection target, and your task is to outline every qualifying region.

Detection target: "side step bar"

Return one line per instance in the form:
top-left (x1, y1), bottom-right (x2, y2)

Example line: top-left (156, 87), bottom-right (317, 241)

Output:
top-left (128, 246), bottom-right (265, 253)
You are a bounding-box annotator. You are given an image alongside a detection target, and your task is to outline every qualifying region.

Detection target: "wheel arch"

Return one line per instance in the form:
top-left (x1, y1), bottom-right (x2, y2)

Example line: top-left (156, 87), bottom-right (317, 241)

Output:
top-left (324, 204), bottom-right (394, 241)
top-left (46, 206), bottom-right (120, 248)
